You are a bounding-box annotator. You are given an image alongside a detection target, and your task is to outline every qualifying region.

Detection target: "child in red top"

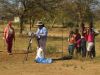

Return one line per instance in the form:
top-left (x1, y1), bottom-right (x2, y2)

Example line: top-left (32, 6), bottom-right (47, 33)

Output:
top-left (87, 27), bottom-right (94, 58)
top-left (67, 31), bottom-right (76, 57)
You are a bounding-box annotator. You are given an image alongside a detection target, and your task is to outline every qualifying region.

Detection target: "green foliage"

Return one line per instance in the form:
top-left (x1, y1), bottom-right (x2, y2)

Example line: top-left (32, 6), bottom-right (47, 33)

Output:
top-left (0, 0), bottom-right (99, 29)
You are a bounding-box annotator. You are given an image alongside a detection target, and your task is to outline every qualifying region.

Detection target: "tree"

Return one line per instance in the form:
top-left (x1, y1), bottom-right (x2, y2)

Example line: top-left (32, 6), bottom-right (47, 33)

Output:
top-left (71, 0), bottom-right (99, 25)
top-left (0, 0), bottom-right (100, 30)
top-left (56, 0), bottom-right (99, 27)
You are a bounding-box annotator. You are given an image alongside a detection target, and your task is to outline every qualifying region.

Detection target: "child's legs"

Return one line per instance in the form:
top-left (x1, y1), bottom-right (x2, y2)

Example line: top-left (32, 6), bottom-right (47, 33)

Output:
top-left (68, 45), bottom-right (71, 55)
top-left (91, 45), bottom-right (95, 58)
top-left (75, 47), bottom-right (81, 57)
top-left (87, 42), bottom-right (94, 58)
top-left (82, 47), bottom-right (86, 57)
top-left (78, 47), bottom-right (81, 54)
top-left (69, 45), bottom-right (75, 56)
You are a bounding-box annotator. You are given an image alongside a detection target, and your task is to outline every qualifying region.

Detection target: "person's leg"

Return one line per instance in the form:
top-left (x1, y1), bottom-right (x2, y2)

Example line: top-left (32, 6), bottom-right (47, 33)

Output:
top-left (90, 45), bottom-right (94, 59)
top-left (7, 42), bottom-right (9, 53)
top-left (75, 46), bottom-right (81, 57)
top-left (79, 47), bottom-right (81, 55)
top-left (74, 44), bottom-right (77, 57)
top-left (36, 47), bottom-right (44, 59)
top-left (9, 42), bottom-right (13, 53)
top-left (84, 47), bottom-right (87, 57)
top-left (70, 45), bottom-right (75, 57)
top-left (81, 47), bottom-right (84, 57)
top-left (82, 46), bottom-right (87, 57)
top-left (39, 38), bottom-right (45, 54)
top-left (91, 45), bottom-right (96, 58)
top-left (42, 41), bottom-right (46, 57)
top-left (87, 42), bottom-right (91, 58)
top-left (6, 39), bottom-right (9, 53)
top-left (87, 42), bottom-right (94, 58)
top-left (75, 47), bottom-right (78, 57)
top-left (68, 45), bottom-right (71, 56)
top-left (6, 39), bottom-right (12, 53)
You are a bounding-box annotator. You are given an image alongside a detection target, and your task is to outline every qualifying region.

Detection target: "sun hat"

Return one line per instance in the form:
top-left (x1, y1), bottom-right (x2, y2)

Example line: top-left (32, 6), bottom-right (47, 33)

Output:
top-left (36, 21), bottom-right (44, 26)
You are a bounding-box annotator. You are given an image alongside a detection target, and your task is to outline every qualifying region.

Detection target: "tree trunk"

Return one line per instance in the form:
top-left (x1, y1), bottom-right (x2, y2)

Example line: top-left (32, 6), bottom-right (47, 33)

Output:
top-left (32, 18), bottom-right (35, 27)
top-left (29, 16), bottom-right (32, 30)
top-left (20, 15), bottom-right (24, 34)
top-left (51, 17), bottom-right (56, 28)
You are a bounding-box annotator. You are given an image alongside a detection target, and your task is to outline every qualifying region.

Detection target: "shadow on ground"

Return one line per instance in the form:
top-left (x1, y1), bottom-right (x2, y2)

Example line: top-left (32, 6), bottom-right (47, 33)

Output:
top-left (53, 56), bottom-right (72, 61)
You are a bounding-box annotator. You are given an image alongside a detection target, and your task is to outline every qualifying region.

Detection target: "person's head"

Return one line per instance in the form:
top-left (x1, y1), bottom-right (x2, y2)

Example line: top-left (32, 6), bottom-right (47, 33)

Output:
top-left (89, 22), bottom-right (93, 32)
top-left (8, 21), bottom-right (12, 27)
top-left (89, 22), bottom-right (93, 28)
top-left (36, 21), bottom-right (44, 29)
top-left (81, 22), bottom-right (85, 28)
top-left (75, 28), bottom-right (79, 34)
top-left (69, 31), bottom-right (74, 37)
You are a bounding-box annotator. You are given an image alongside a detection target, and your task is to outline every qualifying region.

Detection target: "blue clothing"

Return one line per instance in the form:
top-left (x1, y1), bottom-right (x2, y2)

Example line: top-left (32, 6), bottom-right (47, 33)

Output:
top-left (68, 44), bottom-right (75, 56)
top-left (36, 27), bottom-right (48, 38)
top-left (35, 57), bottom-right (53, 64)
top-left (81, 38), bottom-right (87, 57)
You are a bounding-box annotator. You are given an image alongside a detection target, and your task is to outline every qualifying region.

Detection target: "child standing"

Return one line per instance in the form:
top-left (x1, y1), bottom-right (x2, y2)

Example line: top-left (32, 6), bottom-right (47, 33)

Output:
top-left (87, 28), bottom-right (94, 58)
top-left (81, 36), bottom-right (87, 57)
top-left (74, 29), bottom-right (81, 56)
top-left (67, 31), bottom-right (76, 57)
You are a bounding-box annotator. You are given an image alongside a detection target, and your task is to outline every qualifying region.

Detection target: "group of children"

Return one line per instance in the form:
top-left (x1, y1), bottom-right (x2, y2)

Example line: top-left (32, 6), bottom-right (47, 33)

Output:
top-left (67, 23), bottom-right (98, 59)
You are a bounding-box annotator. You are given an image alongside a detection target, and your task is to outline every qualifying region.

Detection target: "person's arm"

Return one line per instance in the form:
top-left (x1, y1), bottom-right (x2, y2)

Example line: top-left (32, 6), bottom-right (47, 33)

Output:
top-left (94, 30), bottom-right (100, 36)
top-left (35, 28), bottom-right (41, 38)
top-left (91, 28), bottom-right (99, 36)
top-left (3, 27), bottom-right (7, 40)
top-left (76, 39), bottom-right (81, 44)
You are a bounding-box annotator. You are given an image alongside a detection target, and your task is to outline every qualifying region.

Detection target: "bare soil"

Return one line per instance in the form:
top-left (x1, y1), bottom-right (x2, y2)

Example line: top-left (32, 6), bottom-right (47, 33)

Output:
top-left (0, 51), bottom-right (100, 75)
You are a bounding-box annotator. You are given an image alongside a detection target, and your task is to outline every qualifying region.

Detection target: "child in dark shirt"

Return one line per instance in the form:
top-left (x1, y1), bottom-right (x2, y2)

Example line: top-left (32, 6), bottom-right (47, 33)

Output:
top-left (74, 29), bottom-right (81, 56)
top-left (81, 36), bottom-right (87, 57)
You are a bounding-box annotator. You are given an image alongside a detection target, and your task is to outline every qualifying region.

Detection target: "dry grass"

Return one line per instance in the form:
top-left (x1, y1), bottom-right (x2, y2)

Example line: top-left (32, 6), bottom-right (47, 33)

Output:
top-left (0, 24), bottom-right (100, 75)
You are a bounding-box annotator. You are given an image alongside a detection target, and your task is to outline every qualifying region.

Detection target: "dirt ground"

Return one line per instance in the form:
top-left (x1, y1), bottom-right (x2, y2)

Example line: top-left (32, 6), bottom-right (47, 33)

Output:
top-left (0, 26), bottom-right (100, 75)
top-left (0, 50), bottom-right (100, 75)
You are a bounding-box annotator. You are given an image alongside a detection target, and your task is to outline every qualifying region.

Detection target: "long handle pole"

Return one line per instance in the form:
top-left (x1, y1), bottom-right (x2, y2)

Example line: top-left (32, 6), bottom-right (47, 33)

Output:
top-left (23, 37), bottom-right (32, 63)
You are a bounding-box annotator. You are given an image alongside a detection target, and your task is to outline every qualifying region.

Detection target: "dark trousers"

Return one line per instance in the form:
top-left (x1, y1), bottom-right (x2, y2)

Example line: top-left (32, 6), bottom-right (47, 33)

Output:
top-left (90, 45), bottom-right (96, 58)
top-left (81, 46), bottom-right (86, 57)
top-left (68, 44), bottom-right (75, 56)
top-left (6, 38), bottom-right (13, 53)
top-left (76, 47), bottom-right (81, 55)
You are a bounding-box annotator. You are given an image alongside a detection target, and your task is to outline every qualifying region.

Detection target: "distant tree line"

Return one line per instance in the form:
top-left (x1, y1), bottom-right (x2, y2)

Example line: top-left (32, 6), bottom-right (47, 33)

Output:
top-left (0, 0), bottom-right (100, 33)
